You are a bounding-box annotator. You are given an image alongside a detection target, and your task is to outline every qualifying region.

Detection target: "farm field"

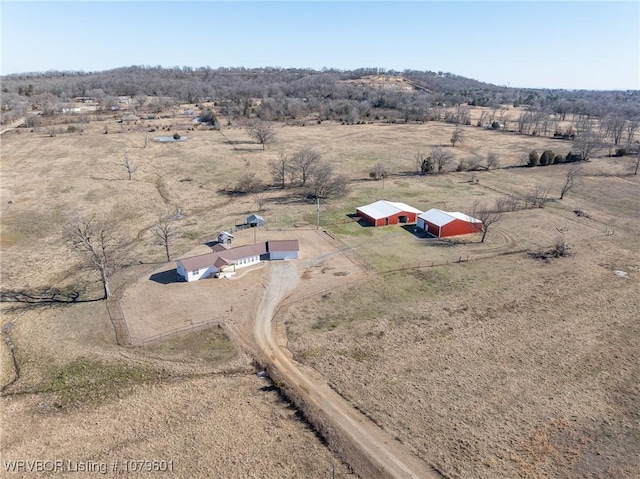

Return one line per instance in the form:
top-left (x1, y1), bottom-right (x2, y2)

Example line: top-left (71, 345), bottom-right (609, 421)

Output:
top-left (1, 110), bottom-right (639, 478)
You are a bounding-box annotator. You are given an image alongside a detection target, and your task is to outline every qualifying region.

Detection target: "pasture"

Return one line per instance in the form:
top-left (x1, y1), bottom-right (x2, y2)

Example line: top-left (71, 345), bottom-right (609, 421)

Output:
top-left (1, 109), bottom-right (638, 478)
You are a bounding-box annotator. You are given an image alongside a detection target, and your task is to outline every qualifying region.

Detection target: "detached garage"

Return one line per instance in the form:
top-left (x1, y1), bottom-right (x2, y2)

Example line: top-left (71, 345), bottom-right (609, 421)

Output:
top-left (417, 209), bottom-right (482, 237)
top-left (356, 200), bottom-right (423, 227)
top-left (267, 239), bottom-right (299, 260)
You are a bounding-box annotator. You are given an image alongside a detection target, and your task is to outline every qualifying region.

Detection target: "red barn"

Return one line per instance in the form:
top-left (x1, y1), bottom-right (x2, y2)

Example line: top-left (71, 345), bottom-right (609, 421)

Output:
top-left (417, 209), bottom-right (482, 237)
top-left (356, 200), bottom-right (423, 227)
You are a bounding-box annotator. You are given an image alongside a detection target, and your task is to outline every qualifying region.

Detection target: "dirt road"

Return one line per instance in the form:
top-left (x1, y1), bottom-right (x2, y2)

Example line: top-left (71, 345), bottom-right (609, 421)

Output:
top-left (254, 262), bottom-right (440, 479)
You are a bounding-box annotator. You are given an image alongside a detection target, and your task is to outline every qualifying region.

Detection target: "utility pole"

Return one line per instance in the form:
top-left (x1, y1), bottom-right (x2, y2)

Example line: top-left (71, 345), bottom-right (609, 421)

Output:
top-left (316, 197), bottom-right (320, 230)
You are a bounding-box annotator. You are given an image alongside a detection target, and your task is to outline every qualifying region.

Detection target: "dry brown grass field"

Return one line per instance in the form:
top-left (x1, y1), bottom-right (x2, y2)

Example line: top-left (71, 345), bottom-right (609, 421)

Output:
top-left (1, 109), bottom-right (638, 478)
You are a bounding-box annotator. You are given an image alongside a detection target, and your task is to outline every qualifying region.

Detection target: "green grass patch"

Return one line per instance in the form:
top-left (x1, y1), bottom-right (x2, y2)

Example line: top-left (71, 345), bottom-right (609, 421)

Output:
top-left (44, 358), bottom-right (163, 409)
top-left (144, 328), bottom-right (235, 365)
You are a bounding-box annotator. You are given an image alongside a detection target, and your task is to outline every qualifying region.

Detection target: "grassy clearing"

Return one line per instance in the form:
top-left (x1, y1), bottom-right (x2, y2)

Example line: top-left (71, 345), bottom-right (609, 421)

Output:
top-left (42, 358), bottom-right (163, 409)
top-left (143, 328), bottom-right (236, 365)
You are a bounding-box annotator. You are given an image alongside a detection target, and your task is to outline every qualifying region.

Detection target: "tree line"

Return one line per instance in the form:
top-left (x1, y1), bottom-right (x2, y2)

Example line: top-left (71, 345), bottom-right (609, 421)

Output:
top-left (3, 66), bottom-right (639, 131)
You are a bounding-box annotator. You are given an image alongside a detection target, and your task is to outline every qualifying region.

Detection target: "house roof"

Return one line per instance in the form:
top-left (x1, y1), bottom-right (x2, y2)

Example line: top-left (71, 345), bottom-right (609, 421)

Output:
top-left (178, 242), bottom-right (268, 271)
top-left (267, 239), bottom-right (300, 252)
top-left (418, 208), bottom-right (481, 227)
top-left (178, 240), bottom-right (298, 272)
top-left (356, 200), bottom-right (422, 220)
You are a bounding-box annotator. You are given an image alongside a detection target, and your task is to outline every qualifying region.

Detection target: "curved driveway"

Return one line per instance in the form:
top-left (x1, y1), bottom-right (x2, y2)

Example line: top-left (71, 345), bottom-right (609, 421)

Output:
top-left (254, 262), bottom-right (439, 479)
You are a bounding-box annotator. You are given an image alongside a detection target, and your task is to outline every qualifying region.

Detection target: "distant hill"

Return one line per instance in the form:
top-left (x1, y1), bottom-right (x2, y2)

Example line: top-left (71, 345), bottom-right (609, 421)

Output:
top-left (2, 66), bottom-right (639, 125)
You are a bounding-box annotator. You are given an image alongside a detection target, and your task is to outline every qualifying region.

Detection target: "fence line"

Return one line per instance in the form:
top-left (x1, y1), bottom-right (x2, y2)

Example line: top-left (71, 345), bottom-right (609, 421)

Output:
top-left (105, 298), bottom-right (131, 347)
top-left (380, 248), bottom-right (529, 274)
top-left (127, 316), bottom-right (226, 347)
top-left (272, 272), bottom-right (373, 321)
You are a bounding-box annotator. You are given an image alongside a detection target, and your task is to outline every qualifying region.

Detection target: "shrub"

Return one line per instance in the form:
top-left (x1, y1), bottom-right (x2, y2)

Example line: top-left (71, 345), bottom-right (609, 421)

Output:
top-left (553, 154), bottom-right (563, 164)
top-left (528, 150), bottom-right (539, 167)
top-left (172, 132), bottom-right (180, 140)
top-left (67, 125), bottom-right (77, 133)
top-left (491, 121), bottom-right (500, 129)
top-left (540, 150), bottom-right (555, 166)
top-left (614, 148), bottom-right (629, 157)
top-left (565, 151), bottom-right (582, 163)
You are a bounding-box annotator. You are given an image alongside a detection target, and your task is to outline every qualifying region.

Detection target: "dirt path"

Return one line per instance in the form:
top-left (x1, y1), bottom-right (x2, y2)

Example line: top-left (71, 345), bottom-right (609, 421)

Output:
top-left (0, 112), bottom-right (40, 136)
top-left (254, 262), bottom-right (440, 479)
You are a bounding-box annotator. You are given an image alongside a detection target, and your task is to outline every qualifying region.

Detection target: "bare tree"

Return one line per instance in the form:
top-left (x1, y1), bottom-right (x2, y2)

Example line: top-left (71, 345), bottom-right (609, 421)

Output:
top-left (498, 110), bottom-right (510, 131)
top-left (235, 171), bottom-right (264, 194)
top-left (307, 162), bottom-right (348, 199)
top-left (453, 105), bottom-right (470, 125)
top-left (290, 147), bottom-right (321, 185)
top-left (66, 214), bottom-right (123, 300)
top-left (370, 162), bottom-right (388, 180)
top-left (625, 118), bottom-right (640, 147)
top-left (494, 195), bottom-right (520, 212)
top-left (268, 150), bottom-right (289, 189)
top-left (430, 147), bottom-right (455, 173)
top-left (450, 126), bottom-right (464, 147)
top-left (632, 154), bottom-right (639, 176)
top-left (247, 121), bottom-right (275, 150)
top-left (559, 166), bottom-right (583, 199)
top-left (154, 216), bottom-right (179, 262)
top-left (133, 94), bottom-right (147, 112)
top-left (573, 130), bottom-right (602, 161)
top-left (253, 193), bottom-right (266, 211)
top-left (478, 110), bottom-right (489, 127)
top-left (471, 201), bottom-right (502, 243)
top-left (601, 114), bottom-right (625, 146)
top-left (525, 185), bottom-right (550, 208)
top-left (486, 152), bottom-right (500, 170)
top-left (123, 151), bottom-right (137, 180)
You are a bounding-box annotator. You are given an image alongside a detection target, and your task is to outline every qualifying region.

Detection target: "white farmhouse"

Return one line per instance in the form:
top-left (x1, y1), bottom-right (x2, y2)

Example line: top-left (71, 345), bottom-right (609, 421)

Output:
top-left (176, 240), bottom-right (299, 282)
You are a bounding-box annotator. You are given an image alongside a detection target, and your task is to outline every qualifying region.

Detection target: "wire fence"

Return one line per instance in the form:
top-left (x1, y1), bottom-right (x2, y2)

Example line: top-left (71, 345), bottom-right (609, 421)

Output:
top-left (272, 273), bottom-right (373, 322)
top-left (378, 248), bottom-right (529, 274)
top-left (108, 217), bottom-right (529, 348)
top-left (127, 315), bottom-right (226, 347)
top-left (106, 293), bottom-right (227, 347)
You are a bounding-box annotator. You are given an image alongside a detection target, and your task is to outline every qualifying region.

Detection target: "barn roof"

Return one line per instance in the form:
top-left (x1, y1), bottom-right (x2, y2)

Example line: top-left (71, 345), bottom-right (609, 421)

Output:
top-left (418, 208), bottom-right (481, 227)
top-left (356, 200), bottom-right (422, 220)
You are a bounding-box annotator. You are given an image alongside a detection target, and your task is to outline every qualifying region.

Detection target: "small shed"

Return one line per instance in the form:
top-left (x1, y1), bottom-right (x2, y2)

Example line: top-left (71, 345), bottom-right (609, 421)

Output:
top-left (247, 214), bottom-right (265, 227)
top-left (356, 200), bottom-right (422, 227)
top-left (217, 231), bottom-right (234, 244)
top-left (417, 209), bottom-right (482, 237)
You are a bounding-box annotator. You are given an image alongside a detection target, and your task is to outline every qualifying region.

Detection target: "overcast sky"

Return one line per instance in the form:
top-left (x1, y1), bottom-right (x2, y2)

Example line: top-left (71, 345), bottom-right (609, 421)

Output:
top-left (2, 1), bottom-right (639, 90)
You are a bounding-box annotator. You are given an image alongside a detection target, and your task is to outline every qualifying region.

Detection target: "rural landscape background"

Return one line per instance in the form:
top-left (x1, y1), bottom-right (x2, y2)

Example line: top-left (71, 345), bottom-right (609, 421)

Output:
top-left (1, 62), bottom-right (639, 478)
